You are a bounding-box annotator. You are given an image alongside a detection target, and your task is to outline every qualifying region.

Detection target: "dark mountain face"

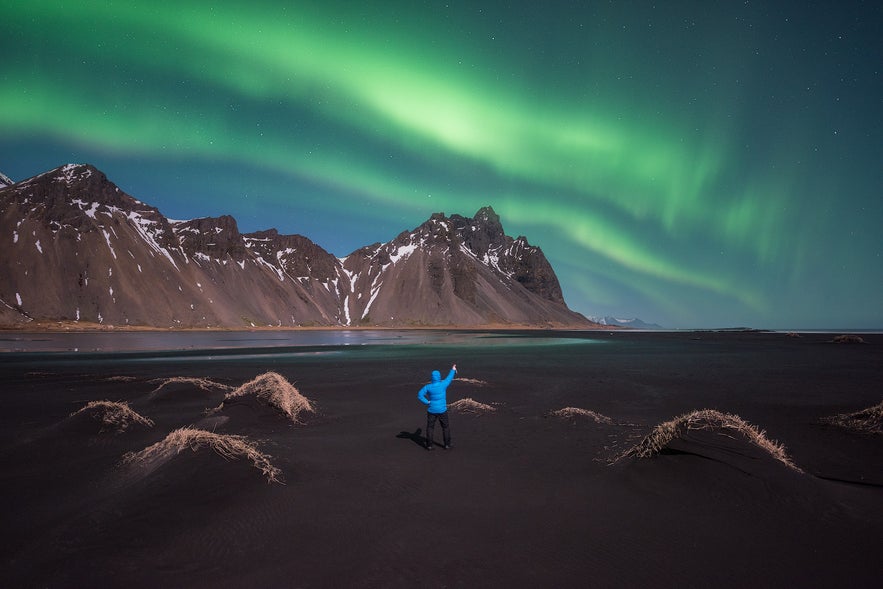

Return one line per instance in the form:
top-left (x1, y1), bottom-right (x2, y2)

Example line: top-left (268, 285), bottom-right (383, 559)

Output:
top-left (243, 229), bottom-right (341, 284)
top-left (175, 215), bottom-right (248, 261)
top-left (340, 207), bottom-right (587, 327)
top-left (450, 207), bottom-right (565, 304)
top-left (0, 164), bottom-right (591, 328)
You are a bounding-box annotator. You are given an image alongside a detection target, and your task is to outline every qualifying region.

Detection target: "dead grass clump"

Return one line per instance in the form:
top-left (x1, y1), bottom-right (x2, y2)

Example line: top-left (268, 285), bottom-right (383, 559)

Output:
top-left (150, 376), bottom-right (233, 395)
top-left (456, 377), bottom-right (489, 386)
top-left (449, 398), bottom-right (496, 414)
top-left (821, 400), bottom-right (883, 434)
top-left (549, 407), bottom-right (613, 424)
top-left (70, 400), bottom-right (154, 433)
top-left (219, 372), bottom-right (314, 424)
top-left (122, 427), bottom-right (282, 483)
top-left (614, 409), bottom-right (802, 472)
top-left (833, 334), bottom-right (865, 344)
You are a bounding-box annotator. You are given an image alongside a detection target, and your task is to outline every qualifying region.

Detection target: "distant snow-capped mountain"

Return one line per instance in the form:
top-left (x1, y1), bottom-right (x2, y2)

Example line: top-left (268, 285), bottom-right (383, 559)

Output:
top-left (0, 163), bottom-right (593, 328)
top-left (0, 171), bottom-right (14, 188)
top-left (590, 316), bottom-right (664, 330)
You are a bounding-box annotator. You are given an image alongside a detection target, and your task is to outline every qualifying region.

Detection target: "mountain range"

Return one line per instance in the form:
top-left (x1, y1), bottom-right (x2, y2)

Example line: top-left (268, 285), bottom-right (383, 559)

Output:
top-left (0, 164), bottom-right (593, 329)
top-left (590, 316), bottom-right (664, 330)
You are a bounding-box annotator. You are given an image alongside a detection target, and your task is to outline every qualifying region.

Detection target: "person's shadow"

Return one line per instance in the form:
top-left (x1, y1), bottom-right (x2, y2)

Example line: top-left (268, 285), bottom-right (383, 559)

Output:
top-left (396, 427), bottom-right (427, 449)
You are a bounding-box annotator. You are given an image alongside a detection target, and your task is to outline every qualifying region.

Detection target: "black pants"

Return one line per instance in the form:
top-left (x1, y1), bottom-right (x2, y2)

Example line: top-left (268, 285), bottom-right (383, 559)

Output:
top-left (426, 411), bottom-right (450, 447)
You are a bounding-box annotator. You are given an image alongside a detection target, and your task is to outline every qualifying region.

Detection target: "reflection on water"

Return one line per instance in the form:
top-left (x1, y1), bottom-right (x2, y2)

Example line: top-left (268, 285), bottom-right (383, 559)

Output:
top-left (0, 330), bottom-right (603, 354)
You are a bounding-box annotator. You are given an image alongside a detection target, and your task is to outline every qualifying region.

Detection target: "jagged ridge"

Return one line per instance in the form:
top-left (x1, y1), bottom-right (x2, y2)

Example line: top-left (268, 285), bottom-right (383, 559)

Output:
top-left (0, 163), bottom-right (591, 328)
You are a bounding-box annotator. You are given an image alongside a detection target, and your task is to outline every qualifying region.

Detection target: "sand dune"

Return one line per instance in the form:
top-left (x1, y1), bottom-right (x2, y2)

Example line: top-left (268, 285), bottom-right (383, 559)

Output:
top-left (149, 376), bottom-right (234, 397)
top-left (210, 371), bottom-right (315, 424)
top-left (614, 408), bottom-right (802, 472)
top-left (456, 377), bottom-right (489, 386)
top-left (548, 406), bottom-right (614, 424)
top-left (67, 400), bottom-right (155, 434)
top-left (449, 397), bottom-right (497, 414)
top-left (122, 427), bottom-right (282, 483)
top-left (821, 400), bottom-right (883, 434)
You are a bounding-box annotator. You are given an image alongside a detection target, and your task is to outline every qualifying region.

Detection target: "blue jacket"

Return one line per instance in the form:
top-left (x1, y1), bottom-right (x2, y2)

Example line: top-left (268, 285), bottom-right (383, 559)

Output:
top-left (417, 368), bottom-right (456, 414)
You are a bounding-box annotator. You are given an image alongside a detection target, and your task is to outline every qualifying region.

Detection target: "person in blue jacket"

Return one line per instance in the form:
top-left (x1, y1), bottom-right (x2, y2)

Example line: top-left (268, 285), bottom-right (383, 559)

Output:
top-left (417, 363), bottom-right (457, 450)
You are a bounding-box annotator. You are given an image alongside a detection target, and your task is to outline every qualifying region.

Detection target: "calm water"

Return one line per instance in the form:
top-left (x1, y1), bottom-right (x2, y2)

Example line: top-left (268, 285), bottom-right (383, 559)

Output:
top-left (0, 329), bottom-right (604, 354)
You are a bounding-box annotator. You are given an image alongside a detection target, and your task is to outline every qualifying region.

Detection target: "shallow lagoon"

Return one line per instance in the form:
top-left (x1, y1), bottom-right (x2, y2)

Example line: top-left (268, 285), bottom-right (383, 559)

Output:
top-left (0, 329), bottom-right (604, 354)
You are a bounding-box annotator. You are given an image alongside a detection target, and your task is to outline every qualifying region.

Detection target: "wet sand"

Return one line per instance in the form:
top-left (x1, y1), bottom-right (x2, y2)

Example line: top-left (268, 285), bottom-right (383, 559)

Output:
top-left (1, 331), bottom-right (881, 587)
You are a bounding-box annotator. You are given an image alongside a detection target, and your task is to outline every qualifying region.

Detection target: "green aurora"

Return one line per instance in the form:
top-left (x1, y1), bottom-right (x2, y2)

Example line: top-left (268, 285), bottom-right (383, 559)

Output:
top-left (2, 0), bottom-right (880, 328)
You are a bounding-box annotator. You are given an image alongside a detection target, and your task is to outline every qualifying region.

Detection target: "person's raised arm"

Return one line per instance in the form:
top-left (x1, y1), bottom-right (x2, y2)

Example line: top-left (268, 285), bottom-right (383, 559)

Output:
top-left (444, 364), bottom-right (457, 384)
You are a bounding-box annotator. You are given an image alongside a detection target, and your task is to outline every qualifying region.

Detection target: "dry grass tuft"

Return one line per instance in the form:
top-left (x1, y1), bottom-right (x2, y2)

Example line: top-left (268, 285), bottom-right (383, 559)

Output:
top-left (449, 397), bottom-right (497, 414)
top-left (833, 334), bottom-right (865, 344)
top-left (821, 400), bottom-right (883, 434)
top-left (549, 407), bottom-right (614, 424)
top-left (456, 377), bottom-right (489, 386)
top-left (150, 376), bottom-right (233, 395)
top-left (614, 409), bottom-right (802, 472)
top-left (217, 372), bottom-right (315, 424)
top-left (122, 427), bottom-right (282, 483)
top-left (70, 400), bottom-right (154, 433)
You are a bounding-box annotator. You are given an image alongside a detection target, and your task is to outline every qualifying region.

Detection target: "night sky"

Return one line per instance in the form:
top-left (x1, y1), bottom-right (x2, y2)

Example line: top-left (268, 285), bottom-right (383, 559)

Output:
top-left (2, 1), bottom-right (881, 329)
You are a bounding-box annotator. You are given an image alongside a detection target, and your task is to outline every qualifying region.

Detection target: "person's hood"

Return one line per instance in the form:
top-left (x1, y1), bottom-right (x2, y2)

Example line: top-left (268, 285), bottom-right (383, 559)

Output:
top-left (431, 370), bottom-right (441, 382)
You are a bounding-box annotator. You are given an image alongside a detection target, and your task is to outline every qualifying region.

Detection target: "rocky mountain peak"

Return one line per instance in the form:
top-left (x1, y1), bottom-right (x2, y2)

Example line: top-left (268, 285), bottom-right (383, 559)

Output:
top-left (450, 207), bottom-right (505, 258)
top-left (174, 215), bottom-right (248, 261)
top-left (0, 170), bottom-right (14, 188)
top-left (0, 162), bottom-right (174, 243)
top-left (474, 205), bottom-right (501, 227)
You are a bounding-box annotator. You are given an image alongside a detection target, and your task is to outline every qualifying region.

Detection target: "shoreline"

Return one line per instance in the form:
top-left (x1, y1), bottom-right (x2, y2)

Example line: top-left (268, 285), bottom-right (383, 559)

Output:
top-left (2, 320), bottom-right (878, 335)
top-left (0, 321), bottom-right (620, 333)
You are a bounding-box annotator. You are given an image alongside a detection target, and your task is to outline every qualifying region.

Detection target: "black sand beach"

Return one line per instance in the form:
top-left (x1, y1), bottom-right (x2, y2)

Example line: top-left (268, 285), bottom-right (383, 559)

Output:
top-left (1, 330), bottom-right (881, 587)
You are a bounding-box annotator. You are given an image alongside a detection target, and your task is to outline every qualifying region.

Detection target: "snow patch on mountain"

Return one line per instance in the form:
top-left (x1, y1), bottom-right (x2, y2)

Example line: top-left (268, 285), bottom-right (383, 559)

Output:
top-left (389, 243), bottom-right (418, 264)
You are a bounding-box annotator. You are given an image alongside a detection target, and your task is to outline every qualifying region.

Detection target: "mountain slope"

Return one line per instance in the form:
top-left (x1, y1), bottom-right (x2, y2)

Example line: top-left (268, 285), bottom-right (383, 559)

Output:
top-left (341, 209), bottom-right (587, 326)
top-left (0, 164), bottom-right (343, 327)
